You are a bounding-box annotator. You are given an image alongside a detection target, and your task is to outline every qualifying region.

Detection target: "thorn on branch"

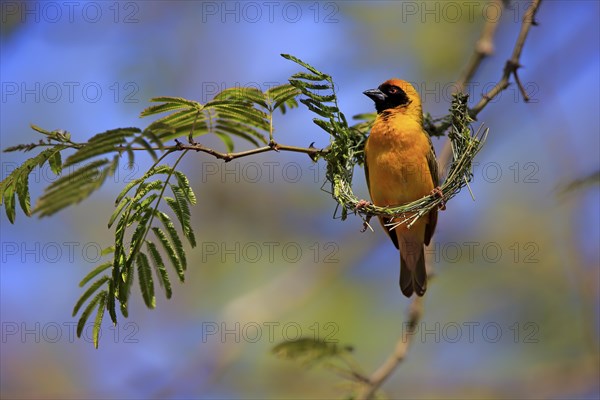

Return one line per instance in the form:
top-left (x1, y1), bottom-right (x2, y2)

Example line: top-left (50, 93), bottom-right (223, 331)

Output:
top-left (504, 58), bottom-right (530, 103)
top-left (527, 1), bottom-right (541, 26)
top-left (174, 139), bottom-right (184, 150)
top-left (503, 59), bottom-right (520, 78)
top-left (512, 69), bottom-right (530, 102)
top-left (507, 59), bottom-right (522, 72)
top-left (308, 142), bottom-right (320, 162)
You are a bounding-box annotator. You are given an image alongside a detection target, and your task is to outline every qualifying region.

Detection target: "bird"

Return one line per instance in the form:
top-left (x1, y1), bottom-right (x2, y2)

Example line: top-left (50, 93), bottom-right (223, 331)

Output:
top-left (363, 79), bottom-right (438, 297)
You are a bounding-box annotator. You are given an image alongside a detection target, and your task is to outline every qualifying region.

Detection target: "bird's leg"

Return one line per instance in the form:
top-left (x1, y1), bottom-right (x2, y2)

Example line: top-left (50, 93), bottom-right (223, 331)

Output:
top-left (431, 186), bottom-right (446, 210)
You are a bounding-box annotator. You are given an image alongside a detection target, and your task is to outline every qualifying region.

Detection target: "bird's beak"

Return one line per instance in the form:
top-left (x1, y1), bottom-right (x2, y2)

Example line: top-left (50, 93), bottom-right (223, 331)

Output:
top-left (363, 88), bottom-right (386, 102)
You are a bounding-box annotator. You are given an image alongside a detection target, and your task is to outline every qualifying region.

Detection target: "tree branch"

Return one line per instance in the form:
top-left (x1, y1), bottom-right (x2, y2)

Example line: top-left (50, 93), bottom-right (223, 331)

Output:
top-left (173, 139), bottom-right (328, 162)
top-left (439, 0), bottom-right (542, 177)
top-left (356, 297), bottom-right (424, 400)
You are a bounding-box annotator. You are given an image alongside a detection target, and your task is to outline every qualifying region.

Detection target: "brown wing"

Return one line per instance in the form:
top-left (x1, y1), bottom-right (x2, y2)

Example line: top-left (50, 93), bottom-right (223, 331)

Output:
top-left (424, 133), bottom-right (438, 246)
top-left (364, 136), bottom-right (400, 249)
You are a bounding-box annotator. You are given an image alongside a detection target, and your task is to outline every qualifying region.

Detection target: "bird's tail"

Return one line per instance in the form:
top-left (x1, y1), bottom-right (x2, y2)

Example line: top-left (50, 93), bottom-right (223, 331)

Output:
top-left (400, 246), bottom-right (427, 297)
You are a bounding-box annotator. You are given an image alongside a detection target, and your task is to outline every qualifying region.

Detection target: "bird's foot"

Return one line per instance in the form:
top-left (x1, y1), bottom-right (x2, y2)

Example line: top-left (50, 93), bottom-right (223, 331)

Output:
top-left (356, 200), bottom-right (374, 232)
top-left (431, 186), bottom-right (446, 210)
top-left (355, 199), bottom-right (372, 210)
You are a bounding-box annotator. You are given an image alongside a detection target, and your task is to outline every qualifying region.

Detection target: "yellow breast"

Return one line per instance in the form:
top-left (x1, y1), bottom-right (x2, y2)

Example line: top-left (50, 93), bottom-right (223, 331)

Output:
top-left (365, 114), bottom-right (434, 207)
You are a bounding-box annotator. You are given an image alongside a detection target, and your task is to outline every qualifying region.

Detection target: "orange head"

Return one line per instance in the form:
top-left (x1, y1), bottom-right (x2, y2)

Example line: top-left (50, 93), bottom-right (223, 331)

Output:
top-left (363, 79), bottom-right (422, 116)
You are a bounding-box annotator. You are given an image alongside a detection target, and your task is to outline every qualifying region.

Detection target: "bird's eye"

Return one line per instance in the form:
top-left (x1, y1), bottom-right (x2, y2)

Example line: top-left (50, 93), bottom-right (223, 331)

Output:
top-left (388, 87), bottom-right (398, 94)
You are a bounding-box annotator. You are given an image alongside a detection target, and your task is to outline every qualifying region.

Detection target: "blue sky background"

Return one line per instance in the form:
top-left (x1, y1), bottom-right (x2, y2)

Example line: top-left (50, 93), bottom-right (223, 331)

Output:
top-left (1, 1), bottom-right (599, 399)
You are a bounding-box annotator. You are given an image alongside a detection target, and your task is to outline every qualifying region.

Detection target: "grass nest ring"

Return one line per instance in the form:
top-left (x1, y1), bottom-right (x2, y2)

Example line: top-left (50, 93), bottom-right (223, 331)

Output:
top-left (326, 93), bottom-right (488, 230)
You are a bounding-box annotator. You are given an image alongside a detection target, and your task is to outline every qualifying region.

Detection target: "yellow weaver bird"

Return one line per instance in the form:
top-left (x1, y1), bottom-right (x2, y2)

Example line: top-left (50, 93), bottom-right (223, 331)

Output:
top-left (363, 79), bottom-right (438, 297)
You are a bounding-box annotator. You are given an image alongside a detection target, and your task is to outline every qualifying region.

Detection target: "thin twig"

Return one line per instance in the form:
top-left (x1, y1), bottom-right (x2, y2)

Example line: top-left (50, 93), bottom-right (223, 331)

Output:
top-left (356, 297), bottom-right (424, 400)
top-left (172, 140), bottom-right (329, 162)
top-left (454, 0), bottom-right (503, 94)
